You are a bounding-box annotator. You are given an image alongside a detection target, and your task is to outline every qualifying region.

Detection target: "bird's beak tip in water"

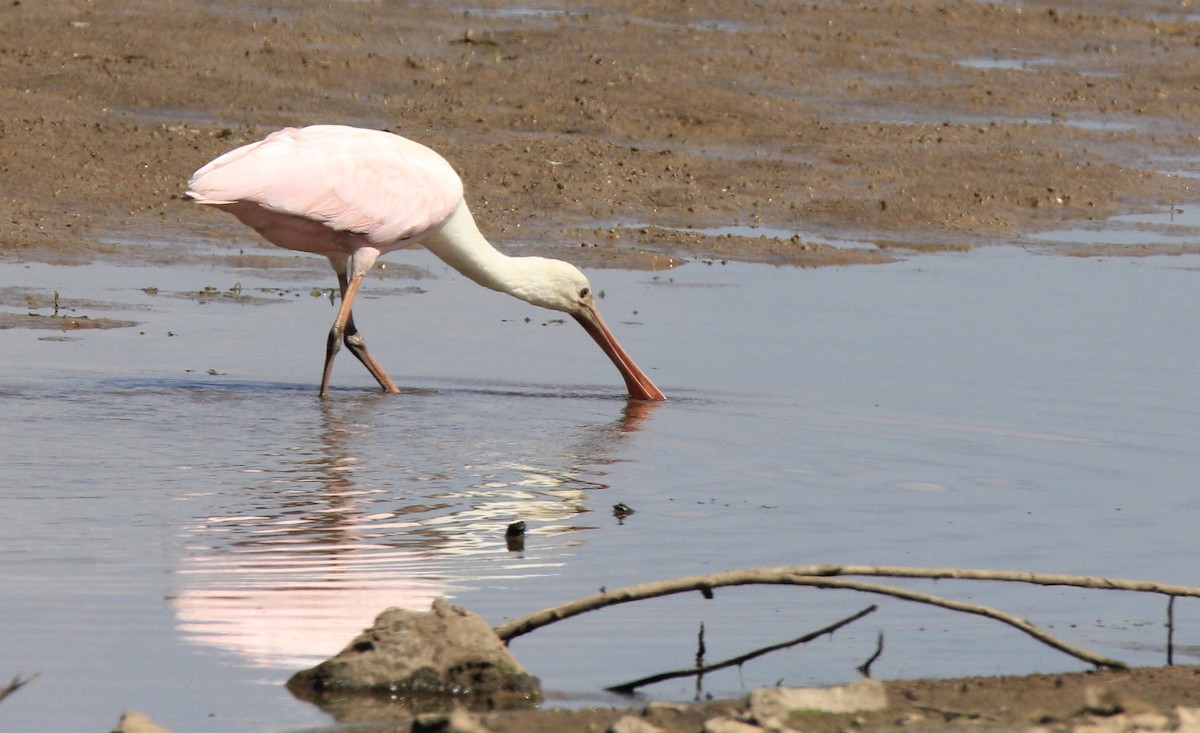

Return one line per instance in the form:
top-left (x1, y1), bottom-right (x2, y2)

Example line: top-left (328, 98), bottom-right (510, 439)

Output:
top-left (573, 306), bottom-right (666, 402)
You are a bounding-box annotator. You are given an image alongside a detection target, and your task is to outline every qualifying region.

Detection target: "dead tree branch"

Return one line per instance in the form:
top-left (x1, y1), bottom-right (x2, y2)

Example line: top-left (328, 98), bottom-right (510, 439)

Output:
top-left (794, 576), bottom-right (1125, 669)
top-left (0, 673), bottom-right (38, 705)
top-left (806, 565), bottom-right (1200, 598)
top-left (858, 631), bottom-right (884, 678)
top-left (494, 565), bottom-right (1183, 669)
top-left (1168, 596), bottom-right (1177, 666)
top-left (606, 604), bottom-right (877, 694)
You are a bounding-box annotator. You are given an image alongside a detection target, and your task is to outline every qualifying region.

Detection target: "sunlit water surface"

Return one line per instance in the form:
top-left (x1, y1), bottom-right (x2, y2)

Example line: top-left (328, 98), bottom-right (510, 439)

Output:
top-left (1, 243), bottom-right (1199, 733)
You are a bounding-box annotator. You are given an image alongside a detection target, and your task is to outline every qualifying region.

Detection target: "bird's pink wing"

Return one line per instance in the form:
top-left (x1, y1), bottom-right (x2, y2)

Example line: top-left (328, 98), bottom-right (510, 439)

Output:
top-left (187, 126), bottom-right (464, 247)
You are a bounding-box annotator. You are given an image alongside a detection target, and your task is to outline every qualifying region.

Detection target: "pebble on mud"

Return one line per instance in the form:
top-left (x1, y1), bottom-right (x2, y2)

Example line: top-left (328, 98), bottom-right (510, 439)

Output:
top-left (701, 717), bottom-right (763, 733)
top-left (286, 598), bottom-right (540, 711)
top-left (608, 714), bottom-right (665, 733)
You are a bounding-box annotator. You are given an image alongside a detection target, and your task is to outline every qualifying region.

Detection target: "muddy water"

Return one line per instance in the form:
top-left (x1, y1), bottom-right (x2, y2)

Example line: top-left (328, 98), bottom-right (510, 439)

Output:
top-left (2, 243), bottom-right (1199, 732)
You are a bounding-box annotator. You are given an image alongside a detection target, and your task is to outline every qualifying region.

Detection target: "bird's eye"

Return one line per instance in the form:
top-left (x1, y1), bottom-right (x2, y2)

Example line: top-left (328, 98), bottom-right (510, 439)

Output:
top-left (579, 287), bottom-right (590, 299)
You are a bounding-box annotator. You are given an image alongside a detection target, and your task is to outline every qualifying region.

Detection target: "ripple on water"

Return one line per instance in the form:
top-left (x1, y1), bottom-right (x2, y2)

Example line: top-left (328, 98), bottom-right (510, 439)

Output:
top-left (2, 246), bottom-right (1199, 731)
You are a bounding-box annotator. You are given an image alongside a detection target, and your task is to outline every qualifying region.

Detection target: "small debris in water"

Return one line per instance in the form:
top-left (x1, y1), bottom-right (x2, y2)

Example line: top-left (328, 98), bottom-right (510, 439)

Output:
top-left (505, 521), bottom-right (526, 552)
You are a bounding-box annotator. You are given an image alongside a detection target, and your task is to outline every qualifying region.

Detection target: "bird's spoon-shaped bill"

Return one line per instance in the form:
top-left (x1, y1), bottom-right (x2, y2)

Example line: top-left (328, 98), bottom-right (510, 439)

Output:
top-left (573, 305), bottom-right (665, 402)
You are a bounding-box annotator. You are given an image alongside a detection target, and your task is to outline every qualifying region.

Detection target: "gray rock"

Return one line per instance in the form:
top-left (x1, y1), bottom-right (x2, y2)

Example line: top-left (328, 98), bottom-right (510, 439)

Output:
top-left (1177, 707), bottom-right (1200, 733)
top-left (748, 679), bottom-right (887, 723)
top-left (702, 716), bottom-right (765, 733)
top-left (112, 710), bottom-right (172, 733)
top-left (608, 714), bottom-right (665, 733)
top-left (287, 598), bottom-right (540, 711)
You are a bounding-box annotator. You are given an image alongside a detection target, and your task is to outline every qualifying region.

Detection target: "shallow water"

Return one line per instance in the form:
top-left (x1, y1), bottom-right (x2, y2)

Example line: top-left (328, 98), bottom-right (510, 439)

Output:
top-left (2, 242), bottom-right (1199, 732)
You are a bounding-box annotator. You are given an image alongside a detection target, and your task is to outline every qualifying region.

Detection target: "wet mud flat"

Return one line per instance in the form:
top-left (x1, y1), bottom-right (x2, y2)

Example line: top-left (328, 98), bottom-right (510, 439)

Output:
top-left (2, 0), bottom-right (1200, 269)
top-left (3, 1), bottom-right (1200, 732)
top-left (309, 665), bottom-right (1200, 733)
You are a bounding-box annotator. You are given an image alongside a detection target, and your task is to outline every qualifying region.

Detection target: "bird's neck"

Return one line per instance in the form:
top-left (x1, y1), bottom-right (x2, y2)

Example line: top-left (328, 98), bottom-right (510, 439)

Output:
top-left (419, 201), bottom-right (533, 300)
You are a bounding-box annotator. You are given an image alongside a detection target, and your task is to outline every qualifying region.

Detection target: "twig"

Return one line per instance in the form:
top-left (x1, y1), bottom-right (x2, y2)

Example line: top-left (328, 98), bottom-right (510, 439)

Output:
top-left (810, 565), bottom-right (1200, 598)
top-left (798, 576), bottom-right (1126, 669)
top-left (496, 565), bottom-right (1200, 641)
top-left (858, 631), bottom-right (884, 678)
top-left (606, 604), bottom-right (877, 694)
top-left (1168, 596), bottom-right (1176, 666)
top-left (495, 565), bottom-right (1147, 669)
top-left (0, 673), bottom-right (38, 705)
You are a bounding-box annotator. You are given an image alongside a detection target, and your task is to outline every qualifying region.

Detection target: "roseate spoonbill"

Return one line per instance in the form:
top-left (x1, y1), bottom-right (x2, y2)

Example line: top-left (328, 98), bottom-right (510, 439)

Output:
top-left (186, 125), bottom-right (665, 401)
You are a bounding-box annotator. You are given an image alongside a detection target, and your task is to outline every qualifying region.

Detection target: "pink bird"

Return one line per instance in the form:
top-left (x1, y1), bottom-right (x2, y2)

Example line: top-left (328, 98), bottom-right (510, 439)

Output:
top-left (186, 125), bottom-right (665, 401)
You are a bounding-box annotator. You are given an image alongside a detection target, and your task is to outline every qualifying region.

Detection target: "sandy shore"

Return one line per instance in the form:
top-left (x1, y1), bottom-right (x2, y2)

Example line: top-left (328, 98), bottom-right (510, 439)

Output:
top-left (3, 0), bottom-right (1199, 270)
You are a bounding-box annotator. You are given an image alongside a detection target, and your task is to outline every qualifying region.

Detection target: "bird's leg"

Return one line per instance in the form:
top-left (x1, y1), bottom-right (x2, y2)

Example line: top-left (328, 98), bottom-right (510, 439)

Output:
top-left (343, 311), bottom-right (400, 394)
top-left (319, 281), bottom-right (351, 399)
top-left (320, 271), bottom-right (399, 398)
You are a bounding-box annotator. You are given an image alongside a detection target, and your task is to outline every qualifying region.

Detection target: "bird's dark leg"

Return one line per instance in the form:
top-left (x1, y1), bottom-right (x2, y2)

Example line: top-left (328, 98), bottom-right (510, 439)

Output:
top-left (320, 281), bottom-right (350, 398)
top-left (343, 311), bottom-right (400, 394)
top-left (320, 271), bottom-right (399, 398)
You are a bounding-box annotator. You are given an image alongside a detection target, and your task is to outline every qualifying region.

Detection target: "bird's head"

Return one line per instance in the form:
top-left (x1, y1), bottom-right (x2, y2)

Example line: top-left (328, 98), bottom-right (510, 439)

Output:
top-left (514, 258), bottom-right (596, 315)
top-left (515, 257), bottom-right (665, 401)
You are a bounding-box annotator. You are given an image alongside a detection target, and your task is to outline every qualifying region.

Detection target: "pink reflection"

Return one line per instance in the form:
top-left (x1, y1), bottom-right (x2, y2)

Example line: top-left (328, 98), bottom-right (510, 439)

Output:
top-left (172, 397), bottom-right (662, 669)
top-left (174, 551), bottom-right (440, 669)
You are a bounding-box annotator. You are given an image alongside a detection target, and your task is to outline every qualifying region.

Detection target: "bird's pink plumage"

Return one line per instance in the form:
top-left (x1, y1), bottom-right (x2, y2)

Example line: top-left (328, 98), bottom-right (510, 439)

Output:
top-left (187, 126), bottom-right (465, 255)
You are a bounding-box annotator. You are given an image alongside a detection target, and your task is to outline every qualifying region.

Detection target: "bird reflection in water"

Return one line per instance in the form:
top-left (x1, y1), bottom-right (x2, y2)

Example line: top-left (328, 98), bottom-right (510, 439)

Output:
top-left (172, 396), bottom-right (661, 669)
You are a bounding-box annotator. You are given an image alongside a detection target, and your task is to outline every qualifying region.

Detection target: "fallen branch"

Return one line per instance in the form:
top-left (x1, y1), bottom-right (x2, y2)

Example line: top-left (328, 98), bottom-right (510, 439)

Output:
top-left (857, 631), bottom-right (884, 678)
top-left (0, 673), bottom-right (38, 705)
top-left (495, 565), bottom-right (1178, 669)
top-left (1168, 596), bottom-right (1177, 666)
top-left (807, 565), bottom-right (1200, 598)
top-left (606, 604), bottom-right (877, 694)
top-left (794, 576), bottom-right (1125, 669)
